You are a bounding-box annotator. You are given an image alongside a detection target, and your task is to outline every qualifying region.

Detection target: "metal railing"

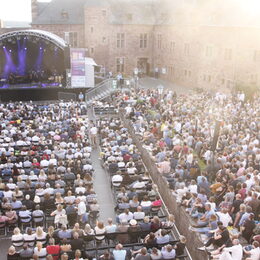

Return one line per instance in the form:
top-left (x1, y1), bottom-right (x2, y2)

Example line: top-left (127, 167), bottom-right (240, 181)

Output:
top-left (85, 78), bottom-right (114, 102)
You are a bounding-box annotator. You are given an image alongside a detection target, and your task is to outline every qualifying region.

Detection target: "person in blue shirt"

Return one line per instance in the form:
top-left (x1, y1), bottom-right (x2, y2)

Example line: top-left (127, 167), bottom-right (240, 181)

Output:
top-left (239, 206), bottom-right (252, 226)
top-left (113, 244), bottom-right (127, 260)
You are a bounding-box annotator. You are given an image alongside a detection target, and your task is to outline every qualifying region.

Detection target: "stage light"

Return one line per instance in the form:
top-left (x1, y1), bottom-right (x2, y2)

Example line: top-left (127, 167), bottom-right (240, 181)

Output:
top-left (3, 46), bottom-right (5, 49)
top-left (9, 50), bottom-right (12, 52)
top-left (24, 48), bottom-right (27, 50)
top-left (40, 47), bottom-right (42, 50)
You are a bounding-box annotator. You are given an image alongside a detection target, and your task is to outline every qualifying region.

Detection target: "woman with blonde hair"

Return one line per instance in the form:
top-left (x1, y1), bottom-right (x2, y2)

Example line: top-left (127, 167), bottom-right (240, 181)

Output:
top-left (34, 242), bottom-right (47, 259)
top-left (35, 226), bottom-right (47, 245)
top-left (7, 245), bottom-right (19, 260)
top-left (83, 173), bottom-right (93, 185)
top-left (54, 192), bottom-right (64, 205)
top-left (162, 214), bottom-right (175, 228)
top-left (72, 223), bottom-right (83, 237)
top-left (84, 224), bottom-right (94, 236)
top-left (38, 170), bottom-right (47, 182)
top-left (233, 203), bottom-right (246, 228)
top-left (46, 226), bottom-right (54, 243)
top-left (11, 227), bottom-right (23, 247)
top-left (51, 204), bottom-right (68, 227)
top-left (12, 187), bottom-right (23, 201)
top-left (74, 249), bottom-right (83, 260)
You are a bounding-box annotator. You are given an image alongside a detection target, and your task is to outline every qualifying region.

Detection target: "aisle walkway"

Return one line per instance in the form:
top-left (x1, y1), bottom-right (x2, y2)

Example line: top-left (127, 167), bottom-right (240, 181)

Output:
top-left (91, 147), bottom-right (116, 221)
top-left (88, 107), bottom-right (116, 222)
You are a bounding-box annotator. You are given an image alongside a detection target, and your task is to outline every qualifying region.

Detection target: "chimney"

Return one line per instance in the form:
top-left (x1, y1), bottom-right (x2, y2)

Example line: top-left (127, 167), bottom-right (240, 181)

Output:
top-left (31, 0), bottom-right (38, 21)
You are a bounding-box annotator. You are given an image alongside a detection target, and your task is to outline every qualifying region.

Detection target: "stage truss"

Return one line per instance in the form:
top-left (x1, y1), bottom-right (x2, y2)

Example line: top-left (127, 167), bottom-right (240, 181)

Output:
top-left (0, 29), bottom-right (68, 50)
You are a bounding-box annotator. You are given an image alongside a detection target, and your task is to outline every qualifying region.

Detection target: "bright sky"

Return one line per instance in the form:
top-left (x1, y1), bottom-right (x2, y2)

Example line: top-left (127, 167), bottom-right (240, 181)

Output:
top-left (0, 0), bottom-right (31, 22)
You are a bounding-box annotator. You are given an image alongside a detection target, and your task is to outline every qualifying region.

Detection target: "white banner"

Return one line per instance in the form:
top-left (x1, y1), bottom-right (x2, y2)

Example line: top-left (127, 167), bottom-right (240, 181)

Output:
top-left (71, 76), bottom-right (86, 87)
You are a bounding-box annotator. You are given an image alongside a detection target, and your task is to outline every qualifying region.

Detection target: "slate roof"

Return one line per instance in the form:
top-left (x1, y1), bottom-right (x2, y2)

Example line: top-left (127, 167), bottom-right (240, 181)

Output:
top-left (32, 0), bottom-right (87, 25)
top-left (31, 0), bottom-right (260, 27)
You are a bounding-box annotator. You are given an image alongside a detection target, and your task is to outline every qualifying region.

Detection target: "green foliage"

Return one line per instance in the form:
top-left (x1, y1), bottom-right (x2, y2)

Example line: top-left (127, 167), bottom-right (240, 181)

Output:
top-left (235, 83), bottom-right (259, 102)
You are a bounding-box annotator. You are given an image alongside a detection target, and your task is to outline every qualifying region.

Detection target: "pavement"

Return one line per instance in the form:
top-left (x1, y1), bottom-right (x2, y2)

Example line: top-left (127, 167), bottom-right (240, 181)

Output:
top-left (91, 147), bottom-right (116, 222)
top-left (138, 76), bottom-right (194, 94)
top-left (88, 107), bottom-right (116, 223)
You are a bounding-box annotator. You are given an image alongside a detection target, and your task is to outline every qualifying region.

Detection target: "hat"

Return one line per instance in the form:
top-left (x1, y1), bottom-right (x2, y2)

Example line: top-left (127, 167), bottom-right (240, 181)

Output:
top-left (34, 195), bottom-right (40, 204)
top-left (129, 219), bottom-right (137, 226)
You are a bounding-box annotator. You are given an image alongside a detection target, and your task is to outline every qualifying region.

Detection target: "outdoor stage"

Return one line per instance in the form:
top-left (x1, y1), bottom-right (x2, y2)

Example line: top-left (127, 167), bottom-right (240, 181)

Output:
top-left (0, 29), bottom-right (72, 101)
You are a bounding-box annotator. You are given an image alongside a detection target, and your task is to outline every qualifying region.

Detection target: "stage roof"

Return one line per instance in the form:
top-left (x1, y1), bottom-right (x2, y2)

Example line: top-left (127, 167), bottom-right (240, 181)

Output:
top-left (0, 29), bottom-right (68, 50)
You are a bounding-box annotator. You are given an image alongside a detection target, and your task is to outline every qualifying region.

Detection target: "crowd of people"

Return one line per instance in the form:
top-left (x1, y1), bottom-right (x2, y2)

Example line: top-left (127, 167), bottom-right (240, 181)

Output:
top-left (2, 83), bottom-right (260, 260)
top-left (117, 88), bottom-right (260, 260)
top-left (1, 100), bottom-right (187, 260)
top-left (99, 116), bottom-right (187, 258)
top-left (0, 101), bottom-right (101, 260)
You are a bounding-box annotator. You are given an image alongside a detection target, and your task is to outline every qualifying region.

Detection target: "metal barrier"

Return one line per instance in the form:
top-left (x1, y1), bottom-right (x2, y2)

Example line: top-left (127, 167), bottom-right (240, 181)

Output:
top-left (85, 78), bottom-right (114, 103)
top-left (58, 92), bottom-right (77, 101)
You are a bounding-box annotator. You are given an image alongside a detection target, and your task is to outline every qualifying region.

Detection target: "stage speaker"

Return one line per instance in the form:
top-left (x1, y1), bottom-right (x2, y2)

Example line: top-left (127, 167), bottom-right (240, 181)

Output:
top-left (64, 47), bottom-right (71, 69)
top-left (211, 120), bottom-right (221, 152)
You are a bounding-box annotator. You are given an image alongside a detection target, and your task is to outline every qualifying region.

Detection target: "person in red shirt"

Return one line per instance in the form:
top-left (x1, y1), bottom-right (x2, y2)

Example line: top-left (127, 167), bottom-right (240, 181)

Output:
top-left (238, 183), bottom-right (247, 200)
top-left (46, 238), bottom-right (60, 260)
top-left (152, 195), bottom-right (162, 207)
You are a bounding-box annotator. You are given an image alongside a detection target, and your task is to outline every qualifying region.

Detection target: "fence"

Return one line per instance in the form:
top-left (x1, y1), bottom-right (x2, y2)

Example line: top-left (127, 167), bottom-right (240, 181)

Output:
top-left (58, 92), bottom-right (77, 101)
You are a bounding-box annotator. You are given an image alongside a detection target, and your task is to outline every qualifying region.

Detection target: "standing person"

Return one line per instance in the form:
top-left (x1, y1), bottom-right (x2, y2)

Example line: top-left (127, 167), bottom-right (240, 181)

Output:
top-left (78, 92), bottom-right (84, 102)
top-left (89, 123), bottom-right (98, 148)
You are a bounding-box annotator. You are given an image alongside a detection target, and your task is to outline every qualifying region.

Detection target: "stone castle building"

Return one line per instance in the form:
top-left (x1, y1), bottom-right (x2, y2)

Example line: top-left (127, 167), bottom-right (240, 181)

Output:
top-left (2, 0), bottom-right (260, 90)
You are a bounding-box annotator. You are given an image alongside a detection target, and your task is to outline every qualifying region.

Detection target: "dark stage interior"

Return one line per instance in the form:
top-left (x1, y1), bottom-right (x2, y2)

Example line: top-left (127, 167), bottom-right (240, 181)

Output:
top-left (0, 30), bottom-right (75, 101)
top-left (0, 87), bottom-right (86, 102)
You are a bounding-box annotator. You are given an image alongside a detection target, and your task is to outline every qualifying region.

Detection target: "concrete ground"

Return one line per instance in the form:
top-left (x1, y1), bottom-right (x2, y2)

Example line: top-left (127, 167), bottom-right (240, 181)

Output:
top-left (139, 76), bottom-right (194, 94)
top-left (91, 147), bottom-right (116, 222)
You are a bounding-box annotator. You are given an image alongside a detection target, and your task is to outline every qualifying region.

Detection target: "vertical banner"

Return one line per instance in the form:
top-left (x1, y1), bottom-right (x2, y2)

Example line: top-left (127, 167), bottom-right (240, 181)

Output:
top-left (70, 48), bottom-right (86, 88)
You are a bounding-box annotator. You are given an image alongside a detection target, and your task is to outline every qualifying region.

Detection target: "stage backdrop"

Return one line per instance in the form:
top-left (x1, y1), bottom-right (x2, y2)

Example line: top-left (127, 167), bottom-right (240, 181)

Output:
top-left (70, 48), bottom-right (96, 88)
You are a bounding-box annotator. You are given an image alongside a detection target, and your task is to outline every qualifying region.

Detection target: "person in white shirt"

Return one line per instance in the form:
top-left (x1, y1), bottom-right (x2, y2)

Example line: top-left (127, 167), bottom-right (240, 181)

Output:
top-left (216, 208), bottom-right (232, 227)
top-left (131, 178), bottom-right (146, 189)
top-left (75, 182), bottom-right (86, 195)
top-left (90, 124), bottom-right (98, 147)
top-left (49, 154), bottom-right (57, 166)
top-left (161, 244), bottom-right (176, 259)
top-left (23, 228), bottom-right (36, 247)
top-left (105, 218), bottom-right (117, 233)
top-left (40, 158), bottom-right (49, 168)
top-left (218, 239), bottom-right (243, 260)
top-left (19, 206), bottom-right (32, 223)
top-left (12, 227), bottom-right (24, 247)
top-left (44, 183), bottom-right (54, 195)
top-left (118, 209), bottom-right (133, 223)
top-left (112, 173), bottom-right (123, 187)
top-left (188, 180), bottom-right (198, 194)
top-left (133, 206), bottom-right (145, 221)
top-left (244, 241), bottom-right (260, 260)
top-left (6, 178), bottom-right (16, 190)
